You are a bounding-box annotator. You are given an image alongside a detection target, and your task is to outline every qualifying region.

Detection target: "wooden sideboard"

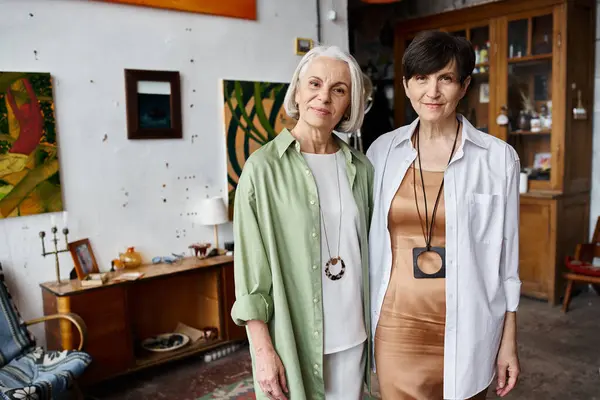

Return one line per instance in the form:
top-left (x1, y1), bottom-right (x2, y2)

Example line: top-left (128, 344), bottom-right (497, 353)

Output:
top-left (40, 255), bottom-right (246, 385)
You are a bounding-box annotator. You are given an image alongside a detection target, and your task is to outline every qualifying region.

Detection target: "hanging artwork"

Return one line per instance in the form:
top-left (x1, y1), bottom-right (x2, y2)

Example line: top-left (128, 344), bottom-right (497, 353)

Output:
top-left (0, 72), bottom-right (63, 219)
top-left (94, 0), bottom-right (256, 20)
top-left (223, 80), bottom-right (295, 218)
top-left (124, 69), bottom-right (182, 140)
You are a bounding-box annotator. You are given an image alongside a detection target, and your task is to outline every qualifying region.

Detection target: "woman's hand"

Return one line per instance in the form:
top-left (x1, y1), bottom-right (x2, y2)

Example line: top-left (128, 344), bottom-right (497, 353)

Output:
top-left (496, 312), bottom-right (520, 397)
top-left (247, 320), bottom-right (288, 399)
top-left (255, 346), bottom-right (288, 399)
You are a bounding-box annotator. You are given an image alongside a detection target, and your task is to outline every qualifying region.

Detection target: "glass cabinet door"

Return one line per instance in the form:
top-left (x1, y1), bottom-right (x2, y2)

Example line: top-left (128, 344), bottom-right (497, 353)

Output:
top-left (505, 14), bottom-right (553, 188)
top-left (458, 25), bottom-right (491, 133)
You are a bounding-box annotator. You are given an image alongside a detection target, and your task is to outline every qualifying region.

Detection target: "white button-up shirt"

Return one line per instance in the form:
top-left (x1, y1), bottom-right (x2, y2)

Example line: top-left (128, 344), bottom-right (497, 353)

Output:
top-left (366, 115), bottom-right (522, 400)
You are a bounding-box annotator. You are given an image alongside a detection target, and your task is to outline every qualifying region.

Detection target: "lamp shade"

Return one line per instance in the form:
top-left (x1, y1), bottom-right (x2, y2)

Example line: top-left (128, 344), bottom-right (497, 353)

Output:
top-left (197, 197), bottom-right (228, 226)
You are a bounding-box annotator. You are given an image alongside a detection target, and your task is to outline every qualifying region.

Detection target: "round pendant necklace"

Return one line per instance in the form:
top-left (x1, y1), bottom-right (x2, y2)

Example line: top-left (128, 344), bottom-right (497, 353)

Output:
top-left (321, 152), bottom-right (345, 281)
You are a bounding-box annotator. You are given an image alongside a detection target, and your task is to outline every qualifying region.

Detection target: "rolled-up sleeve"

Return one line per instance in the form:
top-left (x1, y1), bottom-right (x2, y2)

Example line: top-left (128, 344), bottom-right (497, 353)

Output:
top-left (501, 155), bottom-right (522, 312)
top-left (231, 162), bottom-right (274, 326)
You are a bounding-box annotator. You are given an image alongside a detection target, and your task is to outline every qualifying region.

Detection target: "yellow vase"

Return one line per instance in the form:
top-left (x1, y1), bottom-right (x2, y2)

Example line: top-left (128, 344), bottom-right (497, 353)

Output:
top-left (119, 247), bottom-right (142, 268)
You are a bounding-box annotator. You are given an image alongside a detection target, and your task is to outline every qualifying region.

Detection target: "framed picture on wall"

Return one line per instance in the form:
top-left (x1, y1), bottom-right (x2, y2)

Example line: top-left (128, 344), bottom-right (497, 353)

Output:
top-left (295, 38), bottom-right (314, 55)
top-left (124, 69), bottom-right (182, 139)
top-left (68, 238), bottom-right (100, 280)
top-left (91, 0), bottom-right (257, 20)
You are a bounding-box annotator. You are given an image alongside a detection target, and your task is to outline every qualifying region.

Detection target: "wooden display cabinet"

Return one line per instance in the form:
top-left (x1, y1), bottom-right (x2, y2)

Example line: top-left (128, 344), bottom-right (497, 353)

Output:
top-left (394, 0), bottom-right (595, 304)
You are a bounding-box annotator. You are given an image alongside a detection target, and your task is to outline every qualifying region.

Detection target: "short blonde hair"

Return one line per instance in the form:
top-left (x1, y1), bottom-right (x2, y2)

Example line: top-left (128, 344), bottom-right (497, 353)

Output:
top-left (284, 45), bottom-right (368, 133)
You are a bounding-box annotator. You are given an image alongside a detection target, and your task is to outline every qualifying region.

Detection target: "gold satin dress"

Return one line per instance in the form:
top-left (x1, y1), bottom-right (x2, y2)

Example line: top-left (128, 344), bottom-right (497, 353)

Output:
top-left (374, 166), bottom-right (487, 400)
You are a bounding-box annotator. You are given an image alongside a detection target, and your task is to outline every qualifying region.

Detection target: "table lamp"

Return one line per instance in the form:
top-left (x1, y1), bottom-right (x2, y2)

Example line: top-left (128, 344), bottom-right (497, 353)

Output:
top-left (198, 197), bottom-right (228, 251)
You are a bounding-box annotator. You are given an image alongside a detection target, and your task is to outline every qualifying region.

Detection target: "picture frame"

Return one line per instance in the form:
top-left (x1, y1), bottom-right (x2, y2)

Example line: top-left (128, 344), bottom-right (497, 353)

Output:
top-left (91, 0), bottom-right (257, 20)
top-left (479, 83), bottom-right (490, 103)
top-left (295, 38), bottom-right (314, 56)
top-left (124, 69), bottom-right (182, 140)
top-left (533, 152), bottom-right (551, 170)
top-left (68, 238), bottom-right (100, 280)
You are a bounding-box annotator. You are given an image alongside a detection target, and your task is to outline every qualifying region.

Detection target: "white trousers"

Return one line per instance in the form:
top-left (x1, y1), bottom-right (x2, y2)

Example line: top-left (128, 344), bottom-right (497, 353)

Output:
top-left (324, 341), bottom-right (366, 400)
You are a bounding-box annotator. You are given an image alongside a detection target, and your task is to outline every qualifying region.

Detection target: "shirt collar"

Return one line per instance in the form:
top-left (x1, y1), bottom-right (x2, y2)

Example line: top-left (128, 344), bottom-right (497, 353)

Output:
top-left (275, 128), bottom-right (298, 157)
top-left (393, 114), bottom-right (489, 149)
top-left (275, 128), bottom-right (359, 164)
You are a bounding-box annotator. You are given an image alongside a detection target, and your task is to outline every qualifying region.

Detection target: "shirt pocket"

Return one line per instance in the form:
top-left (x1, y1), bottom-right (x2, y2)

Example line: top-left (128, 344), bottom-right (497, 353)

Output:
top-left (467, 193), bottom-right (504, 245)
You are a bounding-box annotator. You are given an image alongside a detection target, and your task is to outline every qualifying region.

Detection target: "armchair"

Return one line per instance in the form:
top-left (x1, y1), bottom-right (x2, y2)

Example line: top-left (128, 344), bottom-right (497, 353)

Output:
top-left (562, 216), bottom-right (600, 312)
top-left (0, 263), bottom-right (91, 399)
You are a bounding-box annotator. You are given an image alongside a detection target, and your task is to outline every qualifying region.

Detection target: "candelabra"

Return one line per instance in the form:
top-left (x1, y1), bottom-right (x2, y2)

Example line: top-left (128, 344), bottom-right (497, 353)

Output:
top-left (39, 226), bottom-right (69, 284)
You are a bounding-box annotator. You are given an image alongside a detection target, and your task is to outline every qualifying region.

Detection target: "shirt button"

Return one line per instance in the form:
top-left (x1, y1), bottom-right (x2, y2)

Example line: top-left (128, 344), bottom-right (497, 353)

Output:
top-left (312, 232), bottom-right (317, 238)
top-left (305, 169), bottom-right (311, 175)
top-left (310, 200), bottom-right (315, 205)
top-left (312, 265), bottom-right (318, 270)
top-left (313, 370), bottom-right (318, 375)
top-left (313, 298), bottom-right (318, 303)
top-left (314, 331), bottom-right (319, 337)
top-left (314, 363), bottom-right (319, 369)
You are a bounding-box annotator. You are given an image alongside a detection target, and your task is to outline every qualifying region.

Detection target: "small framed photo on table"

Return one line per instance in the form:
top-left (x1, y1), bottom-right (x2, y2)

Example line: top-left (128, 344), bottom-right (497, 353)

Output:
top-left (124, 69), bottom-right (182, 140)
top-left (68, 238), bottom-right (100, 280)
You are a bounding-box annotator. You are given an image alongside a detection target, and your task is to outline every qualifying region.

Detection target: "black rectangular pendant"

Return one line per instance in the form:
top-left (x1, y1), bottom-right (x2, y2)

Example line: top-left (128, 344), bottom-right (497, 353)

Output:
top-left (413, 247), bottom-right (446, 279)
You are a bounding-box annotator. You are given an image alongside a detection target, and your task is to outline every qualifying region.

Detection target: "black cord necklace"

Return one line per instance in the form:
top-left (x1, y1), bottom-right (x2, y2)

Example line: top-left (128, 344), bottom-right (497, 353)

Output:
top-left (412, 120), bottom-right (460, 279)
top-left (322, 152), bottom-right (345, 281)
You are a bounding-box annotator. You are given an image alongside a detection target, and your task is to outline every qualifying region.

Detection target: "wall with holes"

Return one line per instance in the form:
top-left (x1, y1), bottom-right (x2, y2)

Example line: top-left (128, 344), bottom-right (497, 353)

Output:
top-left (0, 0), bottom-right (348, 344)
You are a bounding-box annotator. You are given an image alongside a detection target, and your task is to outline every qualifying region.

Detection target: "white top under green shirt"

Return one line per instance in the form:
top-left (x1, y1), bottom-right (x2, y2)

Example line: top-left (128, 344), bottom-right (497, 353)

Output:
top-left (302, 150), bottom-right (367, 355)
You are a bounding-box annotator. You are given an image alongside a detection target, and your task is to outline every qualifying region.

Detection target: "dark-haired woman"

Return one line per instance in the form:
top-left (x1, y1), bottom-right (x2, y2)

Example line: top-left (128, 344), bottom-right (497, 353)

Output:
top-left (367, 30), bottom-right (521, 400)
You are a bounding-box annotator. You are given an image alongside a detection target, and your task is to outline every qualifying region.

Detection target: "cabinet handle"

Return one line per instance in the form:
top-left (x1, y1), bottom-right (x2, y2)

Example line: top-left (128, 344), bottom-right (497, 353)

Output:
top-left (557, 32), bottom-right (561, 48)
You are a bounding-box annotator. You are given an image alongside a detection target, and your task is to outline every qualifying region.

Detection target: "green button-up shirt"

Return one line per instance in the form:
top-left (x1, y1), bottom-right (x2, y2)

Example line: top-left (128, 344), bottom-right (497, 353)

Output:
top-left (231, 128), bottom-right (373, 399)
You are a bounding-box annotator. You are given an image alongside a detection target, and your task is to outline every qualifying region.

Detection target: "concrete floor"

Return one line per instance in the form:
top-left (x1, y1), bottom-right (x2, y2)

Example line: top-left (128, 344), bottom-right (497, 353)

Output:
top-left (500, 291), bottom-right (600, 400)
top-left (86, 291), bottom-right (600, 400)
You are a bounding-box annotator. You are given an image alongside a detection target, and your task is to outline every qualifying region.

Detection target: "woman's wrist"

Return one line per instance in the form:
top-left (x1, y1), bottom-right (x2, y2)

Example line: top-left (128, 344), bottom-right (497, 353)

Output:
top-left (500, 311), bottom-right (517, 345)
top-left (247, 320), bottom-right (275, 354)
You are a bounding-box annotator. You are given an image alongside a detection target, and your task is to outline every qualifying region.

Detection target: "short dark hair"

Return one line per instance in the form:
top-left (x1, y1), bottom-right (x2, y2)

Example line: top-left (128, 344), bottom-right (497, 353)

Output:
top-left (402, 30), bottom-right (475, 84)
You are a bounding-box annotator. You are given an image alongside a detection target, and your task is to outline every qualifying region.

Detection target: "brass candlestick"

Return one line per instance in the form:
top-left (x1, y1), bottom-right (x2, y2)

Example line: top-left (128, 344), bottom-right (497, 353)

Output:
top-left (39, 226), bottom-right (69, 284)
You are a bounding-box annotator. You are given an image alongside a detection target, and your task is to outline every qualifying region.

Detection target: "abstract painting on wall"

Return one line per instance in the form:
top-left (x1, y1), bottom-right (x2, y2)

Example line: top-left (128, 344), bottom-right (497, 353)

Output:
top-left (223, 80), bottom-right (295, 218)
top-left (94, 0), bottom-right (256, 20)
top-left (0, 72), bottom-right (63, 219)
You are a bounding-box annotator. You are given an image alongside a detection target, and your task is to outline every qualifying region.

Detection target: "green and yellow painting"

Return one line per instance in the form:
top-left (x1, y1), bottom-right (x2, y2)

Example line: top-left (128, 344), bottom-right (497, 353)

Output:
top-left (223, 80), bottom-right (296, 218)
top-left (0, 72), bottom-right (63, 219)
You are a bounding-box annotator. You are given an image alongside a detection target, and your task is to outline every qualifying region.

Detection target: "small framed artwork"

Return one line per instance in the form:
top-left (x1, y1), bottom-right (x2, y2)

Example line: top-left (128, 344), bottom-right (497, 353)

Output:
top-left (479, 83), bottom-right (490, 103)
top-left (295, 38), bottom-right (314, 55)
top-left (124, 69), bottom-right (182, 139)
top-left (533, 152), bottom-right (551, 170)
top-left (68, 238), bottom-right (100, 280)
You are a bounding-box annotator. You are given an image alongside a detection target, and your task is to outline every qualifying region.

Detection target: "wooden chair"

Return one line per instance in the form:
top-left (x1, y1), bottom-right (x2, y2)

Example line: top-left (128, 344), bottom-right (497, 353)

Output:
top-left (0, 263), bottom-right (91, 399)
top-left (562, 216), bottom-right (600, 312)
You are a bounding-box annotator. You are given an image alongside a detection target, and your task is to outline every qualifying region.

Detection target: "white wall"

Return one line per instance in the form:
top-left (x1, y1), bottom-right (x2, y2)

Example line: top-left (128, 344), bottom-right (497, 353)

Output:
top-left (0, 0), bottom-right (348, 344)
